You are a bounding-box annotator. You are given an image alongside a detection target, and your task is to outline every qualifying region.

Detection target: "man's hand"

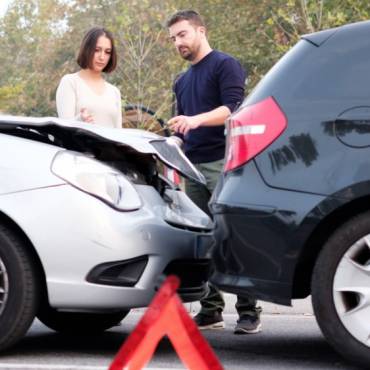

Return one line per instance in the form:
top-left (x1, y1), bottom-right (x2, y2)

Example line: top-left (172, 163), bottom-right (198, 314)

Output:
top-left (168, 115), bottom-right (201, 135)
top-left (168, 106), bottom-right (231, 134)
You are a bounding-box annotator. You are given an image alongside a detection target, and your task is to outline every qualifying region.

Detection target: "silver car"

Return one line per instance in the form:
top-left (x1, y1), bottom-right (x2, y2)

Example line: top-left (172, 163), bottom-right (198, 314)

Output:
top-left (0, 116), bottom-right (213, 350)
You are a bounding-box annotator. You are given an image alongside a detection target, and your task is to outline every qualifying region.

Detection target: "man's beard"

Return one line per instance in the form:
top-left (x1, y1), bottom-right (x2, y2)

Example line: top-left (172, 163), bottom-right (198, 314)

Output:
top-left (182, 52), bottom-right (195, 61)
top-left (179, 44), bottom-right (200, 61)
top-left (179, 47), bottom-right (193, 61)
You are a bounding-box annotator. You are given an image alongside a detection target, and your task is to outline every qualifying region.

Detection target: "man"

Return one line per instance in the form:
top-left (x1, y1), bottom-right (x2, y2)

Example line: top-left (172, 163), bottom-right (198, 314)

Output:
top-left (167, 10), bottom-right (262, 334)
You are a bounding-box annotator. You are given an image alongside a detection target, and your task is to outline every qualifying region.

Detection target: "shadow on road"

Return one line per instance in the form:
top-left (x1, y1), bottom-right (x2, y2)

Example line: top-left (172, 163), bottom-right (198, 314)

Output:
top-left (0, 316), bottom-right (362, 370)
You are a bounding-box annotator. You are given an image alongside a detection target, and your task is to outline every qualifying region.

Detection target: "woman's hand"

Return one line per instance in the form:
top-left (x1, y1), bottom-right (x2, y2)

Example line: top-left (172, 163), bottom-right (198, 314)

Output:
top-left (80, 108), bottom-right (94, 123)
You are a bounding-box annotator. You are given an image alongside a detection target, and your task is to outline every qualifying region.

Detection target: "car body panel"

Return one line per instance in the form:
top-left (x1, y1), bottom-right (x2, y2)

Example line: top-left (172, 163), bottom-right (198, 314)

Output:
top-left (0, 134), bottom-right (63, 193)
top-left (0, 116), bottom-right (214, 311)
top-left (210, 161), bottom-right (328, 304)
top-left (0, 184), bottom-right (212, 308)
top-left (249, 21), bottom-right (370, 196)
top-left (0, 116), bottom-right (205, 185)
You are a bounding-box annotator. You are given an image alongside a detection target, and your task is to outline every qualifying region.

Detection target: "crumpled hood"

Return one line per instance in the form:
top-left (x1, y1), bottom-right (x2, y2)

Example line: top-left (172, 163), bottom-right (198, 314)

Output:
top-left (0, 115), bottom-right (206, 184)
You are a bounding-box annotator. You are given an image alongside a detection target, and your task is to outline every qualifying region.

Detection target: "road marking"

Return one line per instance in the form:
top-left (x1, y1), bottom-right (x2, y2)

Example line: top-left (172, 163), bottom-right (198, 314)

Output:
top-left (0, 364), bottom-right (183, 370)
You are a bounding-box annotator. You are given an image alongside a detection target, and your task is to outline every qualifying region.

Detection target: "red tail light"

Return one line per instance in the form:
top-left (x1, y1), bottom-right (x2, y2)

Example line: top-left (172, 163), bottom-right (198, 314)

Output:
top-left (164, 166), bottom-right (182, 186)
top-left (224, 96), bottom-right (287, 172)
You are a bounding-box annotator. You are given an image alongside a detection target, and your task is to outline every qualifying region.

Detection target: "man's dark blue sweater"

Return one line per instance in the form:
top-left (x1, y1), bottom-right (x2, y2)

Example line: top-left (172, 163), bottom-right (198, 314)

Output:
top-left (174, 50), bottom-right (246, 164)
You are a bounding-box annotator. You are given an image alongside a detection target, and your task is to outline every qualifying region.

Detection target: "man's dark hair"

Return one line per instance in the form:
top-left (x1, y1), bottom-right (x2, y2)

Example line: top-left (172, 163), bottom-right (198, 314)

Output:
top-left (166, 10), bottom-right (206, 28)
top-left (77, 27), bottom-right (117, 73)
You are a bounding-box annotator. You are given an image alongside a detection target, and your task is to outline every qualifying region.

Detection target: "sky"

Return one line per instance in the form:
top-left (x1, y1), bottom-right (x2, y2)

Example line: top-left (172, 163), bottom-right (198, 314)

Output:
top-left (0, 0), bottom-right (13, 17)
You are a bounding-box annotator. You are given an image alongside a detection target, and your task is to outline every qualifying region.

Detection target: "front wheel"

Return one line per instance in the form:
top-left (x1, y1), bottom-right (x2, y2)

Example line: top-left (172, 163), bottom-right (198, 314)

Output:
top-left (311, 212), bottom-right (370, 368)
top-left (37, 307), bottom-right (129, 334)
top-left (0, 225), bottom-right (39, 351)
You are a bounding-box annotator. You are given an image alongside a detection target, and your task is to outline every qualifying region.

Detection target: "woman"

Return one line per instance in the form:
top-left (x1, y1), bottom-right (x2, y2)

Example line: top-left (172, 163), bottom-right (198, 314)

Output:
top-left (56, 27), bottom-right (122, 128)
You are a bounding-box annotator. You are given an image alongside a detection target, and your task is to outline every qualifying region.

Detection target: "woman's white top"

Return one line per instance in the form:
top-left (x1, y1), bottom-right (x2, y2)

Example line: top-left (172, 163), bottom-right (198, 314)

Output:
top-left (56, 72), bottom-right (122, 129)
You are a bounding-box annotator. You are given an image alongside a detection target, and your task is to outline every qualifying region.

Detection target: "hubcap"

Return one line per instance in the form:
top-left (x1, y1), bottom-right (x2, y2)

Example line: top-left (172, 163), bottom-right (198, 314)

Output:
top-left (333, 235), bottom-right (370, 347)
top-left (0, 258), bottom-right (9, 316)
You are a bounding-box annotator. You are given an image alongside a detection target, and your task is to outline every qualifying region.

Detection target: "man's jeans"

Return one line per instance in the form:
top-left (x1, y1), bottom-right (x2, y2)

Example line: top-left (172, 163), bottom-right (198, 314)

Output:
top-left (184, 159), bottom-right (223, 216)
top-left (184, 159), bottom-right (261, 319)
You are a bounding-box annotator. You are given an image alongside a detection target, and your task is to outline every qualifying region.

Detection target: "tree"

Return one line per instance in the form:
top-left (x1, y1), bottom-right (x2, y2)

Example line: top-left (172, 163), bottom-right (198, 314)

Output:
top-left (0, 0), bottom-right (69, 115)
top-left (266, 0), bottom-right (370, 53)
top-left (1, 0), bottom-right (370, 123)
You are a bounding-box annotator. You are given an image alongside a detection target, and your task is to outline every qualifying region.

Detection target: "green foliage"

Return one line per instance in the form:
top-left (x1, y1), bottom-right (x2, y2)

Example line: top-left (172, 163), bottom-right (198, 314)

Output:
top-left (0, 83), bottom-right (24, 112)
top-left (266, 0), bottom-right (370, 54)
top-left (1, 0), bottom-right (370, 121)
top-left (104, 0), bottom-right (179, 121)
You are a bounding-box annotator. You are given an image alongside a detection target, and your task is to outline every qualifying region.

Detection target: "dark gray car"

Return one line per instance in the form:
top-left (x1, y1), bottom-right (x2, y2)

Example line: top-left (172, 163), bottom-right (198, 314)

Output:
top-left (211, 21), bottom-right (370, 367)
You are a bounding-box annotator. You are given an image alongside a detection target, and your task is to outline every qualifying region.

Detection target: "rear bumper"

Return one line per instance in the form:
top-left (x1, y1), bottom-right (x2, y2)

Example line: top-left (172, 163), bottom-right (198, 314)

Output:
top-left (210, 204), bottom-right (293, 305)
top-left (211, 270), bottom-right (291, 305)
top-left (209, 161), bottom-right (325, 305)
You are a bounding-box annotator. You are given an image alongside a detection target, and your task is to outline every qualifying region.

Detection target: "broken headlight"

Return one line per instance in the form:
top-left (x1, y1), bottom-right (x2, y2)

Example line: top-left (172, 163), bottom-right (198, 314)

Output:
top-left (51, 150), bottom-right (142, 211)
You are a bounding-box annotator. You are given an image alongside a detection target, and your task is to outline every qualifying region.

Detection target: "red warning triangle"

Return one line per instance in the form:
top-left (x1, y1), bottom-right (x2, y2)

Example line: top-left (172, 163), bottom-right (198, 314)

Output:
top-left (109, 275), bottom-right (224, 370)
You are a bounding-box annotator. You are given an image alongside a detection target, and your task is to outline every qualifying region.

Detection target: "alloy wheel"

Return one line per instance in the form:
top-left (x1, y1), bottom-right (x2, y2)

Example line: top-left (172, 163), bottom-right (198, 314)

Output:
top-left (333, 235), bottom-right (370, 347)
top-left (0, 258), bottom-right (9, 316)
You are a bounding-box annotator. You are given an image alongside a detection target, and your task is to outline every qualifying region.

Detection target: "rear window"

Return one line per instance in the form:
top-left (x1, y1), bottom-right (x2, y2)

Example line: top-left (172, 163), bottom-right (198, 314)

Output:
top-left (244, 22), bottom-right (370, 106)
top-left (293, 41), bottom-right (370, 101)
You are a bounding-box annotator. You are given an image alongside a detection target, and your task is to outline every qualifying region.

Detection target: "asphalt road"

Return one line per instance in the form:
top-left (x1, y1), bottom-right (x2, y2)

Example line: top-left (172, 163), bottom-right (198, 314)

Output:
top-left (0, 311), bottom-right (364, 370)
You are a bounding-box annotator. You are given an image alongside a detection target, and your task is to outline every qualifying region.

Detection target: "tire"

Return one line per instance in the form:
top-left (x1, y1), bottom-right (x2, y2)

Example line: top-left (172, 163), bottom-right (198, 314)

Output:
top-left (37, 307), bottom-right (129, 334)
top-left (0, 225), bottom-right (39, 351)
top-left (312, 212), bottom-right (370, 368)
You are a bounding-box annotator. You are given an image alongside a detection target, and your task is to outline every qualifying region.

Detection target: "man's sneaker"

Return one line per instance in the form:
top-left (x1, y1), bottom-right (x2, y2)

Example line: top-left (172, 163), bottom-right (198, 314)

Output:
top-left (193, 312), bottom-right (225, 330)
top-left (234, 315), bottom-right (261, 334)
